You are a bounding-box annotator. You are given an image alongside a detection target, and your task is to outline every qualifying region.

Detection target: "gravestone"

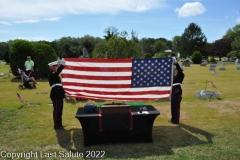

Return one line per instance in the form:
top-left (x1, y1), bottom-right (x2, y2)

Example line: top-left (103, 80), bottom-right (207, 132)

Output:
top-left (218, 67), bottom-right (226, 71)
top-left (210, 64), bottom-right (217, 68)
top-left (235, 58), bottom-right (240, 64)
top-left (209, 67), bottom-right (215, 71)
top-left (236, 66), bottom-right (240, 70)
top-left (200, 63), bottom-right (206, 66)
top-left (196, 90), bottom-right (220, 99)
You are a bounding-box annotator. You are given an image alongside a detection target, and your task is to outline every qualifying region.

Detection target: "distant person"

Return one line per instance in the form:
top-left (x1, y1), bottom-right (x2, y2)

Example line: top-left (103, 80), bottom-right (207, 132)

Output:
top-left (24, 56), bottom-right (34, 77)
top-left (20, 70), bottom-right (38, 85)
top-left (48, 59), bottom-right (66, 130)
top-left (170, 62), bottom-right (185, 124)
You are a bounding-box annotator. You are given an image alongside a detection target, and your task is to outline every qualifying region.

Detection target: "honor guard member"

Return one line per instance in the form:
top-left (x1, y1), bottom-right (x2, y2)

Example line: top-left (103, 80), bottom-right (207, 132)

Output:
top-left (170, 62), bottom-right (184, 124)
top-left (48, 59), bottom-right (66, 129)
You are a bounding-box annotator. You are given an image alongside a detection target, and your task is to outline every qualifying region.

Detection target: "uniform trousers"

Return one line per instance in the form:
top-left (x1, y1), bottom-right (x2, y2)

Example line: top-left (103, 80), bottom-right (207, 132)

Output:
top-left (171, 93), bottom-right (182, 124)
top-left (51, 98), bottom-right (63, 129)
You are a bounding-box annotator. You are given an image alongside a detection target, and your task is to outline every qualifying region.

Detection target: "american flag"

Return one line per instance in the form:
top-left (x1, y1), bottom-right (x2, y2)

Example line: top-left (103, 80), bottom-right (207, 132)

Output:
top-left (16, 92), bottom-right (24, 103)
top-left (17, 66), bottom-right (21, 74)
top-left (209, 81), bottom-right (217, 89)
top-left (61, 58), bottom-right (173, 101)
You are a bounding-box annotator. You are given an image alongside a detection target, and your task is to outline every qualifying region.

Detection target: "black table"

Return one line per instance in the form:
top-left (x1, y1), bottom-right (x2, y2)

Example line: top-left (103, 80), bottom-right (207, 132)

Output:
top-left (75, 105), bottom-right (160, 146)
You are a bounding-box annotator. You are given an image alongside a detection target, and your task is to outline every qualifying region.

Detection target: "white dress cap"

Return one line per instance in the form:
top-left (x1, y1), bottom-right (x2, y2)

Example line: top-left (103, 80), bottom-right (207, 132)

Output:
top-left (48, 61), bottom-right (58, 66)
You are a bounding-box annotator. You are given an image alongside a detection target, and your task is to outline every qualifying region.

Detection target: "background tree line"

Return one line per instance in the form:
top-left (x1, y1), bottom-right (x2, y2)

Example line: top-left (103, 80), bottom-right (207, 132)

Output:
top-left (1, 23), bottom-right (240, 77)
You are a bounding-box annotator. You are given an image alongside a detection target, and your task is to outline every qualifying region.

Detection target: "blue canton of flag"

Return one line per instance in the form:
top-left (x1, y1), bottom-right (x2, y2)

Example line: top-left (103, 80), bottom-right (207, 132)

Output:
top-left (131, 58), bottom-right (172, 88)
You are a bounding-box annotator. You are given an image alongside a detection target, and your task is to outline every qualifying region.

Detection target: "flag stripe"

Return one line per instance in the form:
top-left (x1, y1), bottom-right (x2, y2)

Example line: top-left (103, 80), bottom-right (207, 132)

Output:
top-left (64, 88), bottom-right (170, 95)
top-left (64, 65), bottom-right (132, 72)
top-left (62, 58), bottom-right (172, 101)
top-left (62, 74), bottom-right (131, 81)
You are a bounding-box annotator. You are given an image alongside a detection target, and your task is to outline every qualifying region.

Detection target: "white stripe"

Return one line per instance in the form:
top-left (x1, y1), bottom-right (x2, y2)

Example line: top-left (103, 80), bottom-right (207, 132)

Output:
top-left (172, 83), bottom-right (181, 86)
top-left (62, 69), bottom-right (131, 76)
top-left (63, 85), bottom-right (171, 92)
top-left (62, 78), bottom-right (131, 84)
top-left (66, 91), bottom-right (170, 99)
top-left (66, 61), bottom-right (132, 68)
top-left (51, 83), bottom-right (62, 88)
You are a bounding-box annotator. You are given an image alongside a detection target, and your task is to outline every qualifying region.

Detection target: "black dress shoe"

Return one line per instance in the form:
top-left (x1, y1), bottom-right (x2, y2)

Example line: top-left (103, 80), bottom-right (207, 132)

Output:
top-left (54, 126), bottom-right (64, 130)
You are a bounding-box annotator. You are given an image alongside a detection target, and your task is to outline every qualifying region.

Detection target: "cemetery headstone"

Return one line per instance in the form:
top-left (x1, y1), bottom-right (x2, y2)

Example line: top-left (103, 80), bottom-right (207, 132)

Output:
top-left (209, 67), bottom-right (215, 71)
top-left (218, 67), bottom-right (226, 71)
top-left (236, 66), bottom-right (240, 70)
top-left (210, 64), bottom-right (217, 68)
top-left (235, 58), bottom-right (240, 64)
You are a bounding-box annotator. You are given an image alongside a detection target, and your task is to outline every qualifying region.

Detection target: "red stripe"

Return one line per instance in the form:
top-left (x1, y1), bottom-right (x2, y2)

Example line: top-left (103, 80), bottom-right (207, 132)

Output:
top-left (55, 99), bottom-right (58, 128)
top-left (65, 58), bottom-right (132, 63)
top-left (176, 94), bottom-right (181, 124)
top-left (99, 109), bottom-right (102, 132)
top-left (62, 82), bottom-right (131, 88)
top-left (65, 88), bottom-right (170, 95)
top-left (62, 74), bottom-right (131, 81)
top-left (67, 95), bottom-right (169, 101)
top-left (64, 66), bottom-right (132, 72)
top-left (130, 110), bottom-right (133, 130)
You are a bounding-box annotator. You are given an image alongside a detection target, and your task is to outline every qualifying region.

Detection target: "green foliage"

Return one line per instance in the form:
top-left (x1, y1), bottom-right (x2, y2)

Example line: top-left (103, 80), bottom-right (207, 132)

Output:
top-left (144, 53), bottom-right (152, 58)
top-left (9, 39), bottom-right (34, 76)
top-left (223, 24), bottom-right (240, 41)
top-left (0, 42), bottom-right (10, 60)
top-left (92, 35), bottom-right (142, 58)
top-left (180, 23), bottom-right (207, 57)
top-left (151, 40), bottom-right (168, 54)
top-left (33, 43), bottom-right (58, 77)
top-left (153, 52), bottom-right (167, 58)
top-left (209, 56), bottom-right (216, 63)
top-left (192, 51), bottom-right (202, 64)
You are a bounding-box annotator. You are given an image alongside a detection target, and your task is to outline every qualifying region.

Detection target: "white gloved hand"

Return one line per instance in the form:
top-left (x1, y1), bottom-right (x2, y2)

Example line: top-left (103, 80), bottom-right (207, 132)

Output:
top-left (172, 56), bottom-right (177, 64)
top-left (57, 59), bottom-right (61, 66)
top-left (61, 58), bottom-right (66, 66)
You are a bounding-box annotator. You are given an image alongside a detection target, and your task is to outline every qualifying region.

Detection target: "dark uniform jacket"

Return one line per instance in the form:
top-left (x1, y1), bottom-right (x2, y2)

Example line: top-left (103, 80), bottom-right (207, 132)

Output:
top-left (172, 72), bottom-right (185, 94)
top-left (48, 65), bottom-right (65, 99)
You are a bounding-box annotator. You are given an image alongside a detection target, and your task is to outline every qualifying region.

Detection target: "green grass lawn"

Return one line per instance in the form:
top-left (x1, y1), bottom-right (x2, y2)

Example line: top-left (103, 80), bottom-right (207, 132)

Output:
top-left (0, 61), bottom-right (240, 160)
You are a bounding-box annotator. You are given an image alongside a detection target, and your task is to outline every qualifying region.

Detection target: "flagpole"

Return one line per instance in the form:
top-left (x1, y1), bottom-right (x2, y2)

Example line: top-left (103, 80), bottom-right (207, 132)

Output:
top-left (205, 81), bottom-right (207, 91)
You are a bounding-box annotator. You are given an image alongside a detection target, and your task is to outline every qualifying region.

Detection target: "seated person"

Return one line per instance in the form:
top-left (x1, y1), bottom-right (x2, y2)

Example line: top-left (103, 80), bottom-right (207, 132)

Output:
top-left (20, 70), bottom-right (38, 85)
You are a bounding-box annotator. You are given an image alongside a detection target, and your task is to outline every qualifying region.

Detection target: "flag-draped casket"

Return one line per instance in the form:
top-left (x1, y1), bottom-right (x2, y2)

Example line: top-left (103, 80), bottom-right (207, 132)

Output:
top-left (61, 58), bottom-right (173, 101)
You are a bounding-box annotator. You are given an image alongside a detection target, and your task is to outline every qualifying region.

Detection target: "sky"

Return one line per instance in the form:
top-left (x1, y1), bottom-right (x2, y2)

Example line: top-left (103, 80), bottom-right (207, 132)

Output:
top-left (0, 0), bottom-right (239, 43)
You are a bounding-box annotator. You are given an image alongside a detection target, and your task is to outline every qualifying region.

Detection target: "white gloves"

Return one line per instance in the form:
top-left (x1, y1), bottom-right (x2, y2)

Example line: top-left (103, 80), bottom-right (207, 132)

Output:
top-left (57, 58), bottom-right (66, 66)
top-left (60, 58), bottom-right (66, 65)
top-left (172, 56), bottom-right (177, 64)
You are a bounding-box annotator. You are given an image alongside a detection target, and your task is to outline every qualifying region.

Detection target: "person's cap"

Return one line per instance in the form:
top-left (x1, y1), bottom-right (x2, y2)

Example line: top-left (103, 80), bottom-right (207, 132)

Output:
top-left (48, 61), bottom-right (58, 66)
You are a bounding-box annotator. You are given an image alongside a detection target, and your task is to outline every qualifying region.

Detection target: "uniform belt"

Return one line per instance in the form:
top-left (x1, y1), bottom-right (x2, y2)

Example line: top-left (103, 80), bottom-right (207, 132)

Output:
top-left (51, 83), bottom-right (62, 88)
top-left (172, 83), bottom-right (181, 86)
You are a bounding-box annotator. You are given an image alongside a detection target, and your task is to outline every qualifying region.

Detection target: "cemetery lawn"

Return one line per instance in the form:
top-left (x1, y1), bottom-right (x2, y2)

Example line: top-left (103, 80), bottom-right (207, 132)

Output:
top-left (0, 62), bottom-right (240, 160)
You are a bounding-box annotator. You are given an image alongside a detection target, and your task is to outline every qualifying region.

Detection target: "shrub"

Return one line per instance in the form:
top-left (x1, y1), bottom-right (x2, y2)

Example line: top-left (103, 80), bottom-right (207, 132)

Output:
top-left (209, 57), bottom-right (216, 63)
top-left (191, 51), bottom-right (202, 64)
top-left (33, 43), bottom-right (58, 77)
top-left (144, 53), bottom-right (152, 58)
top-left (9, 40), bottom-right (34, 76)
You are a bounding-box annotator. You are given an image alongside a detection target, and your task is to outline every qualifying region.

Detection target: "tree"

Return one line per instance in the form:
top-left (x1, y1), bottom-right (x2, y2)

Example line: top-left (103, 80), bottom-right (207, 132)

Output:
top-left (139, 38), bottom-right (155, 56)
top-left (33, 43), bottom-right (58, 77)
top-left (222, 24), bottom-right (240, 59)
top-left (103, 26), bottom-right (119, 40)
top-left (172, 36), bottom-right (182, 54)
top-left (191, 51), bottom-right (202, 64)
top-left (92, 34), bottom-right (142, 58)
top-left (0, 42), bottom-right (10, 60)
top-left (180, 23), bottom-right (207, 57)
top-left (151, 40), bottom-right (168, 54)
top-left (223, 24), bottom-right (240, 41)
top-left (227, 36), bottom-right (240, 58)
top-left (9, 40), bottom-right (34, 76)
top-left (210, 38), bottom-right (232, 61)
